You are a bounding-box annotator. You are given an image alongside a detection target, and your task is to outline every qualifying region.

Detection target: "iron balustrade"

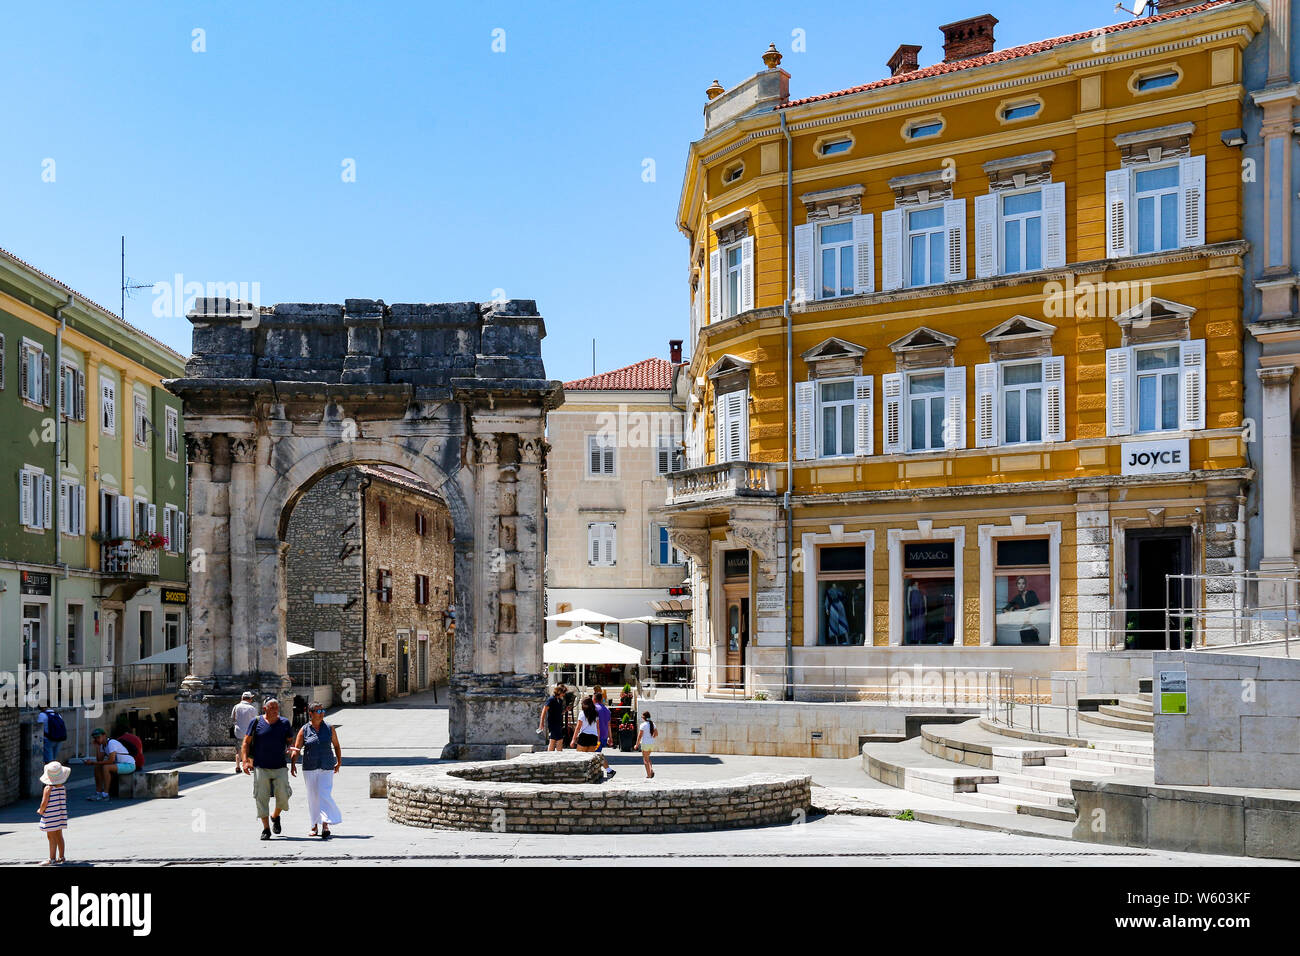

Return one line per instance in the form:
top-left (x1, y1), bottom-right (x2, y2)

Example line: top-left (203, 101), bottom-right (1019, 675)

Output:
top-left (99, 541), bottom-right (159, 577)
top-left (665, 461), bottom-right (778, 506)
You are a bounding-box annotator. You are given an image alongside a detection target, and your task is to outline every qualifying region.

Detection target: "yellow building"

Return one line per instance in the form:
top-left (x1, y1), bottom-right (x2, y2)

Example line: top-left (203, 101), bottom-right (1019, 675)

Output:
top-left (666, 1), bottom-right (1261, 692)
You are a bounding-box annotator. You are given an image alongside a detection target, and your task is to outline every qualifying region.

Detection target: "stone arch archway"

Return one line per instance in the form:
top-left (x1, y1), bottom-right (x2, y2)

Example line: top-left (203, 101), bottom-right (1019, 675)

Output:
top-left (170, 297), bottom-right (560, 759)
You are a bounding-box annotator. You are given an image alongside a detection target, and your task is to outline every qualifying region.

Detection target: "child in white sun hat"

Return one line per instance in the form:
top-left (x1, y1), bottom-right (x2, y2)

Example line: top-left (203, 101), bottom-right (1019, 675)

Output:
top-left (37, 761), bottom-right (70, 865)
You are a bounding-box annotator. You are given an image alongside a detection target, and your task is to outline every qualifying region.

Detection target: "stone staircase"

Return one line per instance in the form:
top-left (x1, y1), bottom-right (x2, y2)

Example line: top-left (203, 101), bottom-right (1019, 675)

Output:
top-left (863, 699), bottom-right (1154, 824)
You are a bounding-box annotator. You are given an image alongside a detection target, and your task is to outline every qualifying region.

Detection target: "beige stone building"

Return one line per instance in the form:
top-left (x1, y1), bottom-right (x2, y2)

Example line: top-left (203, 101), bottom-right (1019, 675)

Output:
top-left (545, 346), bottom-right (691, 668)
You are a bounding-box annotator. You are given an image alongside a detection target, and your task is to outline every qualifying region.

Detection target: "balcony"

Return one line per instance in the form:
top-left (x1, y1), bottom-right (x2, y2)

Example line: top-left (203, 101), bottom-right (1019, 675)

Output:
top-left (665, 461), bottom-right (779, 508)
top-left (100, 540), bottom-right (160, 578)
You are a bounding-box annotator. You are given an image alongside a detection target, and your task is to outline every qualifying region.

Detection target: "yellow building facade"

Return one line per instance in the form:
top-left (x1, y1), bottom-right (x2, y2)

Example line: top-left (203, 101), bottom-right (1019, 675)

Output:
top-left (666, 1), bottom-right (1262, 692)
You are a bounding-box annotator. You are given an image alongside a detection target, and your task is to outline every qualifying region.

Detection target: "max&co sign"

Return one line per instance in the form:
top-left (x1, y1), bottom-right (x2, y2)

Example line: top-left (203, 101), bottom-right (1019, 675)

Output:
top-left (1121, 438), bottom-right (1190, 476)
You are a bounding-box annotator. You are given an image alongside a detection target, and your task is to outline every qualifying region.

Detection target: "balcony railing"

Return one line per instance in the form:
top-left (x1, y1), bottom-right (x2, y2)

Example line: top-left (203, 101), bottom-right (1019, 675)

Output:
top-left (666, 460), bottom-right (778, 507)
top-left (100, 541), bottom-right (160, 577)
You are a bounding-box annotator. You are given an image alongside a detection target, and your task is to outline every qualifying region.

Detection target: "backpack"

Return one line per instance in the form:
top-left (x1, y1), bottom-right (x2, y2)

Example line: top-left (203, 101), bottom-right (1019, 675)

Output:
top-left (43, 711), bottom-right (67, 742)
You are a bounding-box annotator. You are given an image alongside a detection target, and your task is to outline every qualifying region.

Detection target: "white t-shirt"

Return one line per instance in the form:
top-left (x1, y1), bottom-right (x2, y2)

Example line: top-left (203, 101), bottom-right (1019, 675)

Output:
top-left (577, 714), bottom-right (599, 736)
top-left (640, 721), bottom-right (656, 742)
top-left (105, 739), bottom-right (131, 762)
top-left (232, 702), bottom-right (258, 736)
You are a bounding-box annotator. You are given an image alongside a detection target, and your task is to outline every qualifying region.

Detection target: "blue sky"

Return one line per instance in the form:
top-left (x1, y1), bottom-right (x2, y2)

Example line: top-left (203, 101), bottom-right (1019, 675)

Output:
top-left (1, 1), bottom-right (1146, 384)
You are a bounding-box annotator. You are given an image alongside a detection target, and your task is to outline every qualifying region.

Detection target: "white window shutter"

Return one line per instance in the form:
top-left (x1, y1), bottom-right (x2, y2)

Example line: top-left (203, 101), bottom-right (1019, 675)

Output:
top-left (148, 503), bottom-right (157, 534)
top-left (77, 370), bottom-right (86, 420)
top-left (1179, 339), bottom-right (1206, 430)
top-left (20, 470), bottom-right (31, 526)
top-left (588, 525), bottom-right (599, 564)
top-left (881, 209), bottom-right (904, 291)
top-left (118, 495), bottom-right (132, 537)
top-left (78, 486), bottom-right (86, 536)
top-left (1105, 169), bottom-right (1131, 259)
top-left (739, 236), bottom-right (755, 313)
top-left (176, 511), bottom-right (185, 552)
top-left (943, 366), bottom-right (967, 449)
top-left (852, 214), bottom-right (875, 294)
top-left (974, 362), bottom-right (999, 447)
top-left (709, 249), bottom-right (721, 323)
top-left (163, 508), bottom-right (172, 550)
top-left (882, 373), bottom-right (904, 454)
top-left (944, 198), bottom-right (967, 282)
top-left (1179, 155), bottom-right (1205, 248)
top-left (0, 335), bottom-right (5, 391)
top-left (974, 193), bottom-right (997, 278)
top-left (59, 481), bottom-right (69, 533)
top-left (793, 223), bottom-right (814, 303)
top-left (1043, 355), bottom-right (1066, 442)
top-left (43, 475), bottom-right (52, 529)
top-left (42, 353), bottom-right (50, 406)
top-left (603, 443), bottom-right (614, 475)
top-left (1106, 347), bottom-right (1133, 436)
top-left (795, 381), bottom-right (815, 460)
top-left (727, 390), bottom-right (747, 462)
top-left (854, 375), bottom-right (874, 457)
top-left (1043, 181), bottom-right (1066, 268)
top-left (19, 345), bottom-right (29, 401)
top-left (714, 393), bottom-right (726, 462)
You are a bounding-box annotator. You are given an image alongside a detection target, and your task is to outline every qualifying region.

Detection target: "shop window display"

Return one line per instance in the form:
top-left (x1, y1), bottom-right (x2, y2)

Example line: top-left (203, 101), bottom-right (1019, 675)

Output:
top-left (817, 545), bottom-right (867, 646)
top-left (903, 542), bottom-right (956, 645)
top-left (994, 537), bottom-right (1051, 645)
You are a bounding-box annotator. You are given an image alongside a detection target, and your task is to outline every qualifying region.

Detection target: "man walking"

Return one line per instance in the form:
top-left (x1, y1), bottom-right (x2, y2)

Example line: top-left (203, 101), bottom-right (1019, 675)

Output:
top-left (36, 707), bottom-right (67, 764)
top-left (593, 687), bottom-right (615, 779)
top-left (241, 697), bottom-right (294, 840)
top-left (231, 691), bottom-right (258, 774)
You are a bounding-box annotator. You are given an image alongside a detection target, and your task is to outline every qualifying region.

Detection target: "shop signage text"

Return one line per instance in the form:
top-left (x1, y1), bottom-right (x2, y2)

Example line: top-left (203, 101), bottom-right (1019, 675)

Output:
top-left (1121, 438), bottom-right (1190, 476)
top-left (161, 588), bottom-right (188, 605)
top-left (20, 572), bottom-right (52, 596)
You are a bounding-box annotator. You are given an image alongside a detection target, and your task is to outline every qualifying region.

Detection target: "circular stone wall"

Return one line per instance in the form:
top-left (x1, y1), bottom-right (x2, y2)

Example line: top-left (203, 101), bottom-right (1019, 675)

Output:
top-left (386, 751), bottom-right (811, 833)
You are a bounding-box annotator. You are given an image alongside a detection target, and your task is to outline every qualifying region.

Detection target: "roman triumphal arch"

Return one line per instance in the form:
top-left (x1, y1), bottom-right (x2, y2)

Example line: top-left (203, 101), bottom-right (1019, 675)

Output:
top-left (167, 297), bottom-right (561, 759)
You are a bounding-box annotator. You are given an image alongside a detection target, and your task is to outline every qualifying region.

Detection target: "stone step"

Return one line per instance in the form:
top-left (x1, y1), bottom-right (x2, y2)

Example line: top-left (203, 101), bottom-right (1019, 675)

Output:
top-left (1088, 737), bottom-right (1155, 756)
top-left (951, 791), bottom-right (1076, 822)
top-left (994, 771), bottom-right (1076, 796)
top-left (975, 783), bottom-right (1074, 808)
top-left (1017, 763), bottom-right (1116, 784)
top-left (1017, 802), bottom-right (1078, 822)
top-left (1118, 695), bottom-right (1154, 714)
top-left (1078, 710), bottom-right (1156, 733)
top-left (1098, 703), bottom-right (1155, 725)
top-left (1043, 756), bottom-right (1128, 775)
top-left (1064, 746), bottom-right (1154, 768)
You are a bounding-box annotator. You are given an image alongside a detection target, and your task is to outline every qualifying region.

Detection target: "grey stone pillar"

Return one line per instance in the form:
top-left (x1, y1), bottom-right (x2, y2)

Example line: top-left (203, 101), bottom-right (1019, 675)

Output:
top-left (1258, 366), bottom-right (1296, 574)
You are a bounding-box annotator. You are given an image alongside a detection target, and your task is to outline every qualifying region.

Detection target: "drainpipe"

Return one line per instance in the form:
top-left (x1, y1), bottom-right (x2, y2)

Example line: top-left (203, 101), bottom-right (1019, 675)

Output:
top-left (53, 295), bottom-right (74, 673)
top-left (359, 472), bottom-right (371, 706)
top-left (780, 112), bottom-right (794, 702)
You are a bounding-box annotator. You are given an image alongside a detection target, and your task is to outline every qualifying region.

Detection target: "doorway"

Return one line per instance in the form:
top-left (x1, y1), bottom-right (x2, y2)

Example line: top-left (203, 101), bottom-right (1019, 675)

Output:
top-left (22, 604), bottom-right (44, 672)
top-left (397, 631), bottom-right (410, 695)
top-left (723, 586), bottom-right (749, 686)
top-left (1125, 528), bottom-right (1194, 650)
top-left (416, 636), bottom-right (428, 690)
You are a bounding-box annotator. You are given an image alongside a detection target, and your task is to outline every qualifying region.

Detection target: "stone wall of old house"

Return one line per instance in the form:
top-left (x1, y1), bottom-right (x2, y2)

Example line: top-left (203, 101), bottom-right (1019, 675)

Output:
top-left (363, 471), bottom-right (454, 701)
top-left (0, 706), bottom-right (19, 807)
top-left (284, 471), bottom-right (365, 702)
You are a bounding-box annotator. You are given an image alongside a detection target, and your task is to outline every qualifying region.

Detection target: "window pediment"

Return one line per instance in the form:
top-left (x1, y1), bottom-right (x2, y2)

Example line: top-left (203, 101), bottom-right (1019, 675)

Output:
top-left (801, 337), bottom-right (866, 378)
top-left (888, 327), bottom-right (958, 370)
top-left (982, 150), bottom-right (1055, 190)
top-left (984, 315), bottom-right (1056, 360)
top-left (1113, 297), bottom-right (1195, 346)
top-left (1114, 122), bottom-right (1194, 167)
top-left (800, 184), bottom-right (865, 221)
top-left (710, 208), bottom-right (751, 245)
top-left (888, 169), bottom-right (953, 206)
top-left (707, 354), bottom-right (753, 394)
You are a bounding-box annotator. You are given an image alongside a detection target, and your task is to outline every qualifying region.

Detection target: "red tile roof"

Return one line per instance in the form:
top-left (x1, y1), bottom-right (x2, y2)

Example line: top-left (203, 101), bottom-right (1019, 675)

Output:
top-left (564, 357), bottom-right (676, 391)
top-left (357, 464), bottom-right (441, 499)
top-left (780, 0), bottom-right (1237, 109)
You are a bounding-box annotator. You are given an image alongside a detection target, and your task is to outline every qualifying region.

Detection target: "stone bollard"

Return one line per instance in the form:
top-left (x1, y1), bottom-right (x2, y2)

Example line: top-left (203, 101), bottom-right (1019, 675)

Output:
top-left (145, 769), bottom-right (180, 798)
top-left (370, 772), bottom-right (390, 798)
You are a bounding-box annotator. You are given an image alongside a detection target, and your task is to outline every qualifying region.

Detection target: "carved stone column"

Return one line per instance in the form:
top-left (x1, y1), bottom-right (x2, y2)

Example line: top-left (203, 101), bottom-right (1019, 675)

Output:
top-left (228, 435), bottom-right (259, 678)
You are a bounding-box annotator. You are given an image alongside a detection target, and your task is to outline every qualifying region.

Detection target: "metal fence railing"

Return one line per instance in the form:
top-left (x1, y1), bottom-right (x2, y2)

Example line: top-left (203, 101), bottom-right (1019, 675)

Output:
top-left (984, 673), bottom-right (1081, 739)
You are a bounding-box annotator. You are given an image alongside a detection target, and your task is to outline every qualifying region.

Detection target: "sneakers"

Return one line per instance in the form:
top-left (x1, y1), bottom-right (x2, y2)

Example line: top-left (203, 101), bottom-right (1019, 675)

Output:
top-left (85, 793), bottom-right (106, 802)
top-left (271, 815), bottom-right (282, 835)
top-left (605, 769), bottom-right (617, 779)
top-left (260, 828), bottom-right (271, 841)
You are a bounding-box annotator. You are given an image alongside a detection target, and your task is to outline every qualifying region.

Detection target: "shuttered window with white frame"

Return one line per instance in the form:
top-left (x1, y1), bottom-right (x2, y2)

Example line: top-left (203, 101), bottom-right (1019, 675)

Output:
top-left (176, 511), bottom-right (185, 553)
top-left (1106, 156), bottom-right (1205, 259)
top-left (1106, 339), bottom-right (1205, 435)
top-left (587, 522), bottom-right (616, 567)
top-left (882, 372), bottom-right (905, 454)
top-left (20, 467), bottom-right (53, 530)
top-left (586, 434), bottom-right (616, 477)
top-left (714, 389), bottom-right (748, 463)
top-left (165, 406), bottom-right (179, 460)
top-left (880, 209), bottom-right (904, 292)
top-left (101, 378), bottom-right (116, 435)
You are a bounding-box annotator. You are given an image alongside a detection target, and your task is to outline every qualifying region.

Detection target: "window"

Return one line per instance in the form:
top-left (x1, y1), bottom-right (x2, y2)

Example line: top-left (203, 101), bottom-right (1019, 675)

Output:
top-left (415, 574), bottom-right (429, 605)
top-left (587, 435), bottom-right (616, 476)
top-left (588, 522), bottom-right (616, 566)
top-left (66, 604), bottom-right (83, 666)
top-left (976, 183), bottom-right (1064, 278)
top-left (722, 162), bottom-right (744, 183)
top-left (1001, 191), bottom-right (1043, 274)
top-left (1134, 165), bottom-right (1180, 254)
top-left (133, 393), bottom-right (149, 447)
top-left (907, 120), bottom-right (943, 140)
top-left (60, 364), bottom-right (85, 420)
top-left (818, 221), bottom-right (855, 298)
top-left (1105, 340), bottom-right (1205, 436)
top-left (100, 489), bottom-right (131, 538)
top-left (415, 511), bottom-right (427, 535)
top-left (714, 389), bottom-right (748, 463)
top-left (378, 499), bottom-right (388, 526)
top-left (19, 340), bottom-right (49, 406)
top-left (817, 546), bottom-right (867, 646)
top-left (0, 333), bottom-right (5, 390)
top-left (1106, 157), bottom-right (1203, 258)
top-left (902, 541), bottom-right (957, 645)
top-left (19, 467), bottom-right (52, 530)
top-left (907, 372), bottom-right (947, 452)
top-left (59, 479), bottom-right (86, 536)
top-left (820, 138), bottom-right (852, 156)
top-left (376, 569), bottom-right (392, 603)
top-left (176, 511), bottom-right (185, 553)
top-left (975, 357), bottom-right (1064, 447)
top-left (139, 608), bottom-right (153, 661)
top-left (101, 378), bottom-right (116, 435)
top-left (1002, 362), bottom-right (1043, 444)
top-left (655, 435), bottom-right (682, 475)
top-left (709, 234), bottom-right (753, 322)
top-left (907, 206), bottom-right (946, 287)
top-left (819, 380), bottom-right (857, 457)
top-left (135, 498), bottom-right (153, 540)
top-left (1136, 70), bottom-right (1178, 92)
top-left (651, 525), bottom-right (682, 566)
top-left (165, 406), bottom-right (179, 460)
top-left (724, 242), bottom-right (743, 318)
top-left (163, 505), bottom-right (178, 551)
top-left (994, 538), bottom-right (1052, 646)
top-left (1001, 102), bottom-right (1041, 121)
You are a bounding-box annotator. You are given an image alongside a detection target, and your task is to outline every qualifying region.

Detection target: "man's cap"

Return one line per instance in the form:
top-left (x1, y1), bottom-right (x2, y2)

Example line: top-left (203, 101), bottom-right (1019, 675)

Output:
top-left (241, 691), bottom-right (255, 700)
top-left (90, 727), bottom-right (106, 736)
top-left (263, 696), bottom-right (278, 706)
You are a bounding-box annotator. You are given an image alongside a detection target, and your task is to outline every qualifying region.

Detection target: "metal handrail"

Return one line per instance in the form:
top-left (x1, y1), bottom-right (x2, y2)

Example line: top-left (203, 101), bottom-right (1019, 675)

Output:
top-left (984, 673), bottom-right (1081, 738)
top-left (630, 663), bottom-right (1014, 703)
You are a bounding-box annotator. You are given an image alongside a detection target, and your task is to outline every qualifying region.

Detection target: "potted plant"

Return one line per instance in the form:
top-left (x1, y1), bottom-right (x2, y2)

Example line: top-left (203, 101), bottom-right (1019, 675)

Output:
top-left (618, 712), bottom-right (637, 752)
top-left (1124, 616), bottom-right (1138, 650)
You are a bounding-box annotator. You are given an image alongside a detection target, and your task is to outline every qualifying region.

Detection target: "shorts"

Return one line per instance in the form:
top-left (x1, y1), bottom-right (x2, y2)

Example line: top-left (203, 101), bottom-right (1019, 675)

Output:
top-left (641, 746), bottom-right (654, 754)
top-left (576, 732), bottom-right (598, 747)
top-left (115, 758), bottom-right (136, 775)
top-left (548, 728), bottom-right (566, 741)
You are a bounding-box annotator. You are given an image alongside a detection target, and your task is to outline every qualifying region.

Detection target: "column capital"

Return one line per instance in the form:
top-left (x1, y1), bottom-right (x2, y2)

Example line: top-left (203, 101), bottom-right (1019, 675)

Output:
top-left (185, 432), bottom-right (214, 464)
top-left (230, 436), bottom-right (258, 464)
top-left (1257, 365), bottom-right (1296, 387)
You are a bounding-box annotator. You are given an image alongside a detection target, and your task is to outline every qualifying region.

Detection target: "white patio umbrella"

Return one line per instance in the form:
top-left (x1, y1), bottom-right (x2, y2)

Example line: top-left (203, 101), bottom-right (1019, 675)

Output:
top-left (544, 625), bottom-right (642, 689)
top-left (286, 641), bottom-right (315, 657)
top-left (134, 644), bottom-right (187, 666)
top-left (544, 607), bottom-right (621, 638)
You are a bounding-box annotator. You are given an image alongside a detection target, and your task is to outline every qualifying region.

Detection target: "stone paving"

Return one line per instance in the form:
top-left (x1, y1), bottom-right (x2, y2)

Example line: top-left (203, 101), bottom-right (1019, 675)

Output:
top-left (0, 690), bottom-right (1288, 866)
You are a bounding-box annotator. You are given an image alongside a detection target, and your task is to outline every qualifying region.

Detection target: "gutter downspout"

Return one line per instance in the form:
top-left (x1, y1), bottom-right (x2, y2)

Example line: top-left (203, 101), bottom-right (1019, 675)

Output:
top-left (780, 112), bottom-right (794, 702)
top-left (53, 295), bottom-right (74, 672)
top-left (359, 472), bottom-right (371, 706)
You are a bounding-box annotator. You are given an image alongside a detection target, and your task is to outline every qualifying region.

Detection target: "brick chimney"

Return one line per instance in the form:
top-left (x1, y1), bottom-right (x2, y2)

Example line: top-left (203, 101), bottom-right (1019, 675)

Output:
top-left (939, 14), bottom-right (998, 63)
top-left (887, 44), bottom-right (922, 77)
top-left (669, 339), bottom-right (683, 364)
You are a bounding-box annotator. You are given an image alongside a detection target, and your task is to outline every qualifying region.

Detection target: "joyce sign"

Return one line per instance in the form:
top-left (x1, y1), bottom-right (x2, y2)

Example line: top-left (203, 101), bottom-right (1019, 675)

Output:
top-left (1121, 438), bottom-right (1189, 476)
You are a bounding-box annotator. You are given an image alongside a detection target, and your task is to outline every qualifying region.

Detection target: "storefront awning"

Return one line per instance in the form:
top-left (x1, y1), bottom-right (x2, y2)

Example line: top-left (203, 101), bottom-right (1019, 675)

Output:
top-left (134, 644), bottom-right (187, 666)
top-left (649, 599), bottom-right (692, 614)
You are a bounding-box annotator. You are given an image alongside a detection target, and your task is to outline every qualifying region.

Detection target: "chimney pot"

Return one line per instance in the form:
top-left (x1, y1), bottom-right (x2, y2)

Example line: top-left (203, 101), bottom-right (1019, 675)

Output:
top-left (762, 43), bottom-right (783, 69)
top-left (887, 44), bottom-right (923, 77)
top-left (706, 78), bottom-right (725, 100)
top-left (669, 340), bottom-right (684, 364)
top-left (939, 13), bottom-right (998, 63)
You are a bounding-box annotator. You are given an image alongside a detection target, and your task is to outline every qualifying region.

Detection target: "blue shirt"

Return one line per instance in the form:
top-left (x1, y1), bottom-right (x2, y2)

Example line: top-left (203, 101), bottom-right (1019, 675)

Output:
top-left (247, 716), bottom-right (293, 769)
top-left (301, 721), bottom-right (335, 771)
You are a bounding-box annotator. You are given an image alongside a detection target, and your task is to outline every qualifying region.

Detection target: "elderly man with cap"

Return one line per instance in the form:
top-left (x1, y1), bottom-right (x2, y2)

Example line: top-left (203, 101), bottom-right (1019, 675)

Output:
top-left (231, 691), bottom-right (258, 774)
top-left (241, 696), bottom-right (295, 840)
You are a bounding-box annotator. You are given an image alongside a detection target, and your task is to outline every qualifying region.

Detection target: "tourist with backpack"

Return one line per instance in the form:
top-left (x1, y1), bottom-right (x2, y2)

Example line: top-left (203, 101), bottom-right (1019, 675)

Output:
top-left (636, 711), bottom-right (658, 778)
top-left (36, 707), bottom-right (67, 764)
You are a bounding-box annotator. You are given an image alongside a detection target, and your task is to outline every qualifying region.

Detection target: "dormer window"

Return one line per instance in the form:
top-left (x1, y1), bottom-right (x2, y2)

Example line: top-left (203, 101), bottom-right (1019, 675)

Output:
top-left (722, 161), bottom-right (744, 184)
top-left (1000, 102), bottom-right (1041, 122)
top-left (907, 120), bottom-right (943, 140)
top-left (1136, 70), bottom-right (1179, 92)
top-left (820, 138), bottom-right (852, 156)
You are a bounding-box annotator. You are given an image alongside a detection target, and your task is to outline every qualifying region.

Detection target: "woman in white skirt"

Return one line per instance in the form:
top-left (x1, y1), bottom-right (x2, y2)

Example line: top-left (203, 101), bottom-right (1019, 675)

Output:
top-left (289, 702), bottom-right (342, 839)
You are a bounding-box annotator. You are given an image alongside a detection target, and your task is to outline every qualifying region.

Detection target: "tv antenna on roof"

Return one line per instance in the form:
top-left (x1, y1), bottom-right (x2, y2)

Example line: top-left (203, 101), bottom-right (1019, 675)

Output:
top-left (1114, 0), bottom-right (1155, 17)
top-left (120, 236), bottom-right (154, 321)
